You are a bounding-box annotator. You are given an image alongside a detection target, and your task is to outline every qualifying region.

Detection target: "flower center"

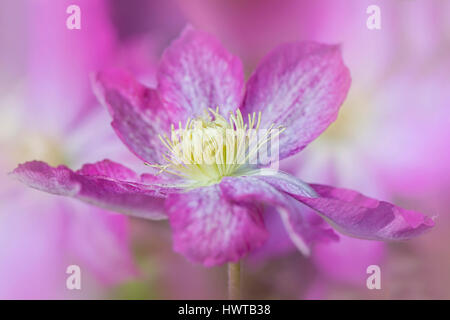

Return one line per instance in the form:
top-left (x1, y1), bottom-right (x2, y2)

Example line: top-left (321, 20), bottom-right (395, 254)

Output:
top-left (152, 108), bottom-right (284, 186)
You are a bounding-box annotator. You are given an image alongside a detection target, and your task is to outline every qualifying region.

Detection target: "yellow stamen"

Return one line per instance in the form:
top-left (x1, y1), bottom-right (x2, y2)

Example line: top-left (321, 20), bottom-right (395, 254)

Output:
top-left (152, 108), bottom-right (284, 186)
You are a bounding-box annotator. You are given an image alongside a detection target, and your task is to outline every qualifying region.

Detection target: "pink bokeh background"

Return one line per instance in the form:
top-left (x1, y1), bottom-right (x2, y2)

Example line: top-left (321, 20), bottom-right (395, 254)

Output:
top-left (0, 0), bottom-right (449, 299)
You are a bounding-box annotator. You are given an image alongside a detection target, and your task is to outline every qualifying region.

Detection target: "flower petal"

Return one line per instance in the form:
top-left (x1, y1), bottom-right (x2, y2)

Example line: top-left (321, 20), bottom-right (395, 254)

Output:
top-left (157, 26), bottom-right (244, 122)
top-left (249, 207), bottom-right (297, 260)
top-left (165, 184), bottom-right (268, 266)
top-left (220, 174), bottom-right (338, 256)
top-left (260, 171), bottom-right (435, 240)
top-left (91, 70), bottom-right (170, 164)
top-left (11, 161), bottom-right (168, 220)
top-left (296, 184), bottom-right (435, 240)
top-left (77, 159), bottom-right (140, 181)
top-left (241, 42), bottom-right (351, 160)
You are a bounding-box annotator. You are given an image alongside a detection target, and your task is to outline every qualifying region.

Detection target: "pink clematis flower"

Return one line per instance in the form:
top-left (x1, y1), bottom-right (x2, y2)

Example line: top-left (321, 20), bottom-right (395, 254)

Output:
top-left (12, 27), bottom-right (434, 266)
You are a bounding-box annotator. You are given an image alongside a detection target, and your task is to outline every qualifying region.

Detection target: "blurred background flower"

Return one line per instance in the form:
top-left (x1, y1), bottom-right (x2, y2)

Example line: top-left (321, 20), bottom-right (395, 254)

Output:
top-left (0, 0), bottom-right (137, 299)
top-left (1, 0), bottom-right (449, 299)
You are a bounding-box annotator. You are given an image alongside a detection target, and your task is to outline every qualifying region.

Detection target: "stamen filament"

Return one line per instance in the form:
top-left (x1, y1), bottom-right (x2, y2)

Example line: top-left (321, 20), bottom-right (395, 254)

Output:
top-left (150, 108), bottom-right (283, 185)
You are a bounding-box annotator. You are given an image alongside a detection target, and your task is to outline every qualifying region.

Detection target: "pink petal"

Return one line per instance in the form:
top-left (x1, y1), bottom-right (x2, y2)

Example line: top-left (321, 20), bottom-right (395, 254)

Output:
top-left (28, 0), bottom-right (116, 127)
top-left (77, 159), bottom-right (139, 181)
top-left (91, 70), bottom-right (170, 164)
top-left (249, 207), bottom-right (297, 260)
top-left (289, 183), bottom-right (435, 240)
top-left (165, 184), bottom-right (268, 266)
top-left (11, 161), bottom-right (168, 220)
top-left (79, 159), bottom-right (183, 194)
top-left (63, 205), bottom-right (138, 285)
top-left (157, 26), bottom-right (244, 122)
top-left (220, 174), bottom-right (338, 256)
top-left (76, 159), bottom-right (185, 194)
top-left (241, 42), bottom-right (351, 161)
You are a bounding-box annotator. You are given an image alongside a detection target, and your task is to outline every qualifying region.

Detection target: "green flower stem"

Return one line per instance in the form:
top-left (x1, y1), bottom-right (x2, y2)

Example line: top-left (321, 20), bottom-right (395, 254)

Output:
top-left (228, 261), bottom-right (241, 300)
